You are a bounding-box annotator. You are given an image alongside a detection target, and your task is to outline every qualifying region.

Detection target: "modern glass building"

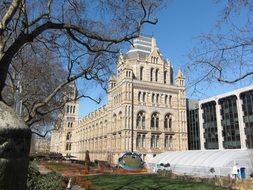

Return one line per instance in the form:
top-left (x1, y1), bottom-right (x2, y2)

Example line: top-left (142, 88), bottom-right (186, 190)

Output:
top-left (240, 90), bottom-right (253, 148)
top-left (186, 99), bottom-right (200, 150)
top-left (218, 95), bottom-right (241, 149)
top-left (187, 85), bottom-right (253, 150)
top-left (201, 101), bottom-right (218, 149)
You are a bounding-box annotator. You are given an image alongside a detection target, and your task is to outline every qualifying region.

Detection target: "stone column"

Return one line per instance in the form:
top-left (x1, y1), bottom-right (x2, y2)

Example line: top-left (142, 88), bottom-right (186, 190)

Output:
top-left (0, 102), bottom-right (31, 190)
top-left (236, 94), bottom-right (247, 149)
top-left (146, 132), bottom-right (151, 150)
top-left (215, 100), bottom-right (224, 150)
top-left (198, 106), bottom-right (205, 150)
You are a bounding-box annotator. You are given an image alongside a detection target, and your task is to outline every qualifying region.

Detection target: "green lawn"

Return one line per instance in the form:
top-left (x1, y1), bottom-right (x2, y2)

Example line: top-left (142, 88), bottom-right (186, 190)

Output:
top-left (82, 174), bottom-right (227, 190)
top-left (44, 162), bottom-right (79, 171)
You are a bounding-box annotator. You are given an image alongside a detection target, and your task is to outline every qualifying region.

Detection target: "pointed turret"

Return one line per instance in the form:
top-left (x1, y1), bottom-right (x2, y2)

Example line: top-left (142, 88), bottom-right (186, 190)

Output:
top-left (175, 69), bottom-right (185, 86)
top-left (109, 74), bottom-right (117, 90)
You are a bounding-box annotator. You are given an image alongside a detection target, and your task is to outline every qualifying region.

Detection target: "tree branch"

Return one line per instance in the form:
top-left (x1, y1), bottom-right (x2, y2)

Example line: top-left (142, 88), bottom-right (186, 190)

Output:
top-left (24, 66), bottom-right (88, 123)
top-left (217, 71), bottom-right (253, 83)
top-left (0, 0), bottom-right (21, 35)
top-left (32, 128), bottom-right (52, 138)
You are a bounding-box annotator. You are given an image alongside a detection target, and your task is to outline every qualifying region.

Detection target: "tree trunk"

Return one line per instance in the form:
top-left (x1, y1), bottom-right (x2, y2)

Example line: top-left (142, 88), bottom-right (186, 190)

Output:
top-left (0, 54), bottom-right (12, 101)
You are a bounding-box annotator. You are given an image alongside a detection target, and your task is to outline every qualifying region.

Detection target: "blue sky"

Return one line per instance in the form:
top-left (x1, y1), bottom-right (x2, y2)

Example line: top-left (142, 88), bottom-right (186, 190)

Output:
top-left (78, 0), bottom-right (247, 117)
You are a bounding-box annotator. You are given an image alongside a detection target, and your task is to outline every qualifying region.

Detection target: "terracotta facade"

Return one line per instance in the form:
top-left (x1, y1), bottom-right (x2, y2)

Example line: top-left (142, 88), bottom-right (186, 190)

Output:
top-left (50, 36), bottom-right (187, 163)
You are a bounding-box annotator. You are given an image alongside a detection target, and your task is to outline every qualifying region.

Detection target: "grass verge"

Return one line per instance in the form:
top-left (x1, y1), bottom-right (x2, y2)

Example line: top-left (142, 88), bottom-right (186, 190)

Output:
top-left (74, 174), bottom-right (228, 190)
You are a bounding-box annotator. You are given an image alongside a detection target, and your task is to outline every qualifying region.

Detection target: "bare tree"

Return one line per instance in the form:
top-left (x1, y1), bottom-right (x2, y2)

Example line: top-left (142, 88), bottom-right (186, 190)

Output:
top-left (187, 0), bottom-right (253, 93)
top-left (0, 0), bottom-right (163, 132)
top-left (3, 44), bottom-right (71, 130)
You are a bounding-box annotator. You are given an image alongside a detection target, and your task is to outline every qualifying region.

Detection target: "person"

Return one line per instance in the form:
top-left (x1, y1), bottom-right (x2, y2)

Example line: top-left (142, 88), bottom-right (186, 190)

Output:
top-left (232, 163), bottom-right (239, 180)
top-left (67, 178), bottom-right (72, 190)
top-left (209, 167), bottom-right (215, 178)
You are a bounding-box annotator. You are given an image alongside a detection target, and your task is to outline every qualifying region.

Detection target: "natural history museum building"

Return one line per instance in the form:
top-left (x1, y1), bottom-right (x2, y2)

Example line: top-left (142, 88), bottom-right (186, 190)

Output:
top-left (50, 35), bottom-right (188, 163)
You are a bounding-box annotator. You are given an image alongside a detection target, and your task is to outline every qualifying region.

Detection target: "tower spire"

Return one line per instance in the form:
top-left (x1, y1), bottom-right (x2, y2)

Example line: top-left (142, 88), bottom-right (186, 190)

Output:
top-left (151, 37), bottom-right (157, 52)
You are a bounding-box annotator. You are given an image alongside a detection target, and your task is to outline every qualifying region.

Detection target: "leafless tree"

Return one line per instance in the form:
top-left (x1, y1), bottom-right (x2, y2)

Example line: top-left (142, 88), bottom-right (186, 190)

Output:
top-left (3, 44), bottom-right (72, 132)
top-left (0, 0), bottom-right (163, 135)
top-left (187, 0), bottom-right (253, 94)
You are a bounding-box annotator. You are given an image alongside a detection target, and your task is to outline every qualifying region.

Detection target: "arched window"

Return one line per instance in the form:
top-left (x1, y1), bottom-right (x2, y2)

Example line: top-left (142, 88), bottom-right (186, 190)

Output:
top-left (66, 143), bottom-right (71, 150)
top-left (113, 113), bottom-right (117, 131)
top-left (100, 121), bottom-right (103, 135)
top-left (142, 134), bottom-right (146, 148)
top-left (165, 95), bottom-right (168, 105)
top-left (128, 71), bottom-right (131, 77)
top-left (66, 132), bottom-right (72, 141)
top-left (164, 114), bottom-right (172, 130)
top-left (67, 106), bottom-right (69, 113)
top-left (151, 134), bottom-right (159, 148)
top-left (150, 68), bottom-right (154, 81)
top-left (155, 69), bottom-right (159, 82)
top-left (165, 135), bottom-right (172, 148)
top-left (136, 134), bottom-right (141, 148)
top-left (152, 93), bottom-right (155, 103)
top-left (140, 66), bottom-right (144, 80)
top-left (118, 111), bottom-right (122, 129)
top-left (136, 111), bottom-right (145, 129)
top-left (142, 92), bottom-right (146, 102)
top-left (138, 91), bottom-right (142, 102)
top-left (67, 122), bottom-right (73, 128)
top-left (136, 134), bottom-right (146, 148)
top-left (151, 135), bottom-right (155, 148)
top-left (164, 71), bottom-right (167, 83)
top-left (151, 57), bottom-right (158, 64)
top-left (156, 94), bottom-right (159, 104)
top-left (73, 106), bottom-right (75, 113)
top-left (151, 112), bottom-right (159, 129)
top-left (70, 106), bottom-right (73, 113)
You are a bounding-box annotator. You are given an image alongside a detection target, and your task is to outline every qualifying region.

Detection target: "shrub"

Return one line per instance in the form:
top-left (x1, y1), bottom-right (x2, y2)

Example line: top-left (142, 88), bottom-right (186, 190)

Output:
top-left (27, 162), bottom-right (67, 190)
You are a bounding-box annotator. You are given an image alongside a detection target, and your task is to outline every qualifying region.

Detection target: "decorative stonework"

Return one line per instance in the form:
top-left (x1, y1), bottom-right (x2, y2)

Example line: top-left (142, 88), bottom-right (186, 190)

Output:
top-left (51, 36), bottom-right (188, 164)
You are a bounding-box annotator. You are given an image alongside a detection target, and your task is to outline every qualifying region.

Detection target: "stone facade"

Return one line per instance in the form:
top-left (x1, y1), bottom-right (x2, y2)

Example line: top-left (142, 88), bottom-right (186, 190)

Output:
top-left (30, 135), bottom-right (50, 154)
top-left (50, 82), bottom-right (79, 156)
top-left (50, 35), bottom-right (187, 163)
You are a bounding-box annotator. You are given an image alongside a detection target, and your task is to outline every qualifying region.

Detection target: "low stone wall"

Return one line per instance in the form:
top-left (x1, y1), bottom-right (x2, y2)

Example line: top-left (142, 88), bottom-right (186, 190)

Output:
top-left (157, 170), bottom-right (253, 190)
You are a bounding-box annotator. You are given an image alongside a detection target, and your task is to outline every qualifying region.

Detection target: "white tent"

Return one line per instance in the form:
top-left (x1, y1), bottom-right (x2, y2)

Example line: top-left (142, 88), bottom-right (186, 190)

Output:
top-left (147, 149), bottom-right (253, 178)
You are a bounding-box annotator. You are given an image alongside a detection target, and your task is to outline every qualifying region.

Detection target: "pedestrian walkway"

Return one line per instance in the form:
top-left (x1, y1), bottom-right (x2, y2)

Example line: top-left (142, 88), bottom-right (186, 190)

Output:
top-left (71, 185), bottom-right (86, 190)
